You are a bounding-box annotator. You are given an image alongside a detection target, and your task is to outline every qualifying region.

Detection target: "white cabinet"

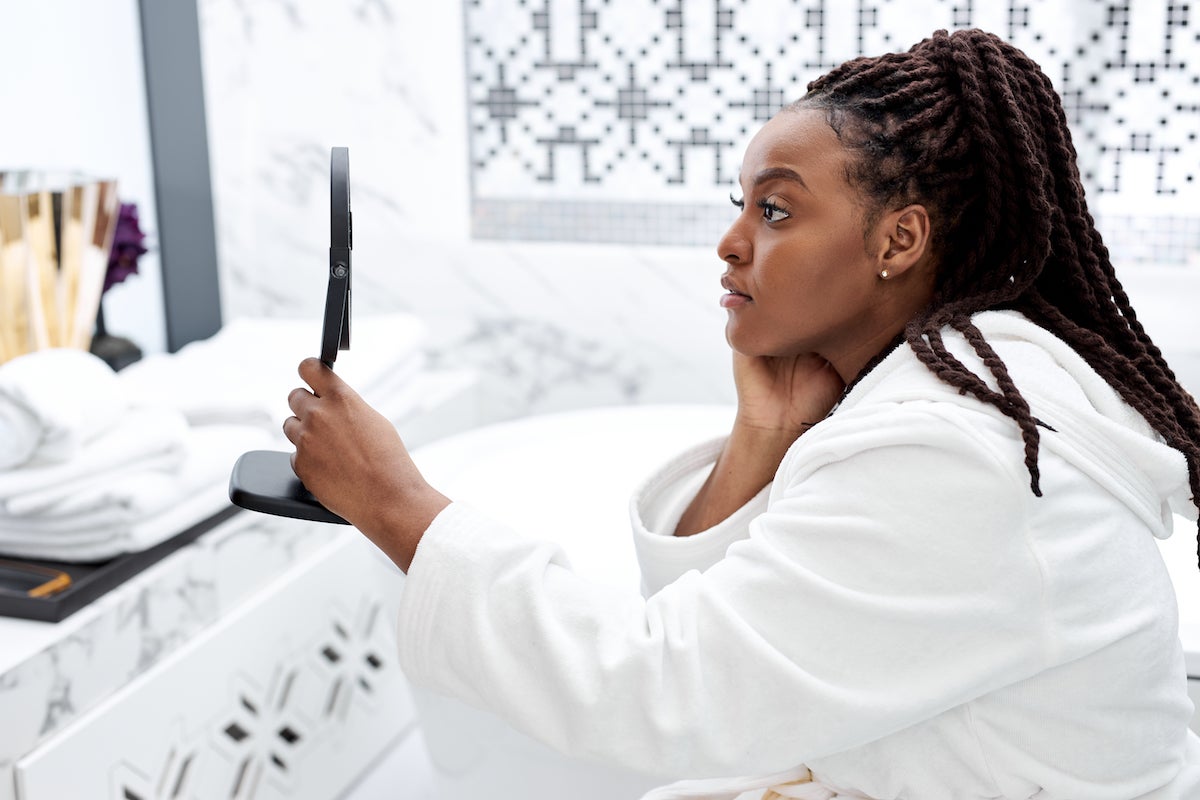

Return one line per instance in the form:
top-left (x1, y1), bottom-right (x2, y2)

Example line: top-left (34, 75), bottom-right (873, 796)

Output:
top-left (14, 532), bottom-right (415, 800)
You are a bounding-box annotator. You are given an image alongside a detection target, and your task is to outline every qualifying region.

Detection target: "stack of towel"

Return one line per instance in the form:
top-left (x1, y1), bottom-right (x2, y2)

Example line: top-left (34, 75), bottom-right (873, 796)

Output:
top-left (117, 313), bottom-right (430, 428)
top-left (0, 348), bottom-right (272, 562)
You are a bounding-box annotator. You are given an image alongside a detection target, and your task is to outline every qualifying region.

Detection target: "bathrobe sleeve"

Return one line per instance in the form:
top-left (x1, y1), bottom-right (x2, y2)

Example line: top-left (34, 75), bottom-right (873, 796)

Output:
top-left (394, 402), bottom-right (1051, 781)
top-left (627, 435), bottom-right (772, 597)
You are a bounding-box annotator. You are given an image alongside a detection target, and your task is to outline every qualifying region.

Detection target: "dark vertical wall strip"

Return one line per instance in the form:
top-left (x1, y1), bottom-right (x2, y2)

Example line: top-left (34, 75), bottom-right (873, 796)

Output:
top-left (138, 0), bottom-right (222, 351)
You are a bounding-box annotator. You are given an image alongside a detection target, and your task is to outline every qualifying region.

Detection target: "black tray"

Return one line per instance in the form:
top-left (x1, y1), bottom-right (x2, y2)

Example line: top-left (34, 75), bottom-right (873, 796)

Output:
top-left (0, 504), bottom-right (242, 623)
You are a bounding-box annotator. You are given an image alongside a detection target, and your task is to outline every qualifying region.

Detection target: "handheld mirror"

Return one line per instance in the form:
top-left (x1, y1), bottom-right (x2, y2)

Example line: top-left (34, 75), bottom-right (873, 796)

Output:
top-left (227, 147), bottom-right (352, 525)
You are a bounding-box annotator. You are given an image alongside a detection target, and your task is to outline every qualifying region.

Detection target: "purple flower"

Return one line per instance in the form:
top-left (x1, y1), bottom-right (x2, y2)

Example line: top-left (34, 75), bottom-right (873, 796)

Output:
top-left (104, 202), bottom-right (148, 293)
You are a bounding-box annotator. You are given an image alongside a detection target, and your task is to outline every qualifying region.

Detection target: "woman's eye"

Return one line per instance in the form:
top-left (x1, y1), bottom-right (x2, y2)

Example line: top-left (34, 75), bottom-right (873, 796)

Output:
top-left (729, 192), bottom-right (745, 211)
top-left (757, 198), bottom-right (791, 223)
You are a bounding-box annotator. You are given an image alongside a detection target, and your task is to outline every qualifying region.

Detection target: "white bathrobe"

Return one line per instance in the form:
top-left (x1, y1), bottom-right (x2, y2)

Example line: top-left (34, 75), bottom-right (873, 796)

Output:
top-left (395, 311), bottom-right (1200, 799)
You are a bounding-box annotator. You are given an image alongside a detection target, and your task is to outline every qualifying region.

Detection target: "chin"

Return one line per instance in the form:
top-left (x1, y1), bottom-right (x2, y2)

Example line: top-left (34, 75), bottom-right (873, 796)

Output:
top-left (724, 326), bottom-right (755, 355)
top-left (726, 320), bottom-right (801, 357)
top-left (727, 332), bottom-right (795, 359)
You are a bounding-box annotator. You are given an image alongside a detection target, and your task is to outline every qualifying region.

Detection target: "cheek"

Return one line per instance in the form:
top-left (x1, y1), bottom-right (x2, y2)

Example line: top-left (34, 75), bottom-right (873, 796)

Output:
top-left (812, 229), bottom-right (875, 295)
top-left (758, 238), bottom-right (845, 304)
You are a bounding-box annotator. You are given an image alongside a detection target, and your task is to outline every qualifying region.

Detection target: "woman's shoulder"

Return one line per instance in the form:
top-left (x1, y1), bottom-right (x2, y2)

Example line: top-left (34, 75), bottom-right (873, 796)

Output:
top-left (841, 311), bottom-right (1129, 418)
top-left (822, 309), bottom-right (1167, 470)
top-left (796, 311), bottom-right (1190, 525)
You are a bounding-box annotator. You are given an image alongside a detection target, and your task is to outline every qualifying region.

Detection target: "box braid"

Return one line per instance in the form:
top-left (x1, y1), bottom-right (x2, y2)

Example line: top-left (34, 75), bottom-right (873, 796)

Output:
top-left (797, 28), bottom-right (1200, 562)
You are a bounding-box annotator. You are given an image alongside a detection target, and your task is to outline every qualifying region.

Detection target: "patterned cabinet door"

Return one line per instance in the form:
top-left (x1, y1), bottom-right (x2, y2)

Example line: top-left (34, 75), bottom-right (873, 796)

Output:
top-left (14, 532), bottom-right (415, 800)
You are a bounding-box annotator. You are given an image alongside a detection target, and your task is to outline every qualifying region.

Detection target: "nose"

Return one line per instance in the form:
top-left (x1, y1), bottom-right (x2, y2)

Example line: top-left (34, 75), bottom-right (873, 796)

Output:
top-left (717, 217), bottom-right (750, 265)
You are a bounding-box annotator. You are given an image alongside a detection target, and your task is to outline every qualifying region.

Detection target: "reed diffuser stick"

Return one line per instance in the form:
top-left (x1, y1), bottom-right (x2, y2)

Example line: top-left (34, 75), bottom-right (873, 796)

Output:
top-left (0, 196), bottom-right (30, 362)
top-left (71, 180), bottom-right (118, 351)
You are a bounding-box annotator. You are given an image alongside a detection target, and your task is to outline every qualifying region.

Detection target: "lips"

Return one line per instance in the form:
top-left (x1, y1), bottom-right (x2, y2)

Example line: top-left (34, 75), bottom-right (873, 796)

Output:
top-left (720, 275), bottom-right (752, 309)
top-left (720, 275), bottom-right (751, 300)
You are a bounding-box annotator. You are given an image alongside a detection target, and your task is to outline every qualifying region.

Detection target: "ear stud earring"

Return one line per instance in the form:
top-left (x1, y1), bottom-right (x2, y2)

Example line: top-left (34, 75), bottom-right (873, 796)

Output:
top-left (879, 269), bottom-right (891, 280)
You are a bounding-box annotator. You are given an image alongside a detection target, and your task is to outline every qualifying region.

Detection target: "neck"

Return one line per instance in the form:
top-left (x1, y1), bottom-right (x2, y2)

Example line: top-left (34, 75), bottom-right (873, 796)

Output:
top-left (827, 310), bottom-right (915, 384)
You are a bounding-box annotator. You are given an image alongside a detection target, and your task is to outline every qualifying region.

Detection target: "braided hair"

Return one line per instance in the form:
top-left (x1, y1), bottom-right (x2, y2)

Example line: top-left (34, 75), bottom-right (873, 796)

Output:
top-left (796, 28), bottom-right (1200, 563)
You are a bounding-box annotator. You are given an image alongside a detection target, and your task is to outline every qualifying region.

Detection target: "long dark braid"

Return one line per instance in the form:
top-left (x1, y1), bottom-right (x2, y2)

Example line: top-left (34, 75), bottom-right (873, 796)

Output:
top-left (798, 28), bottom-right (1200, 563)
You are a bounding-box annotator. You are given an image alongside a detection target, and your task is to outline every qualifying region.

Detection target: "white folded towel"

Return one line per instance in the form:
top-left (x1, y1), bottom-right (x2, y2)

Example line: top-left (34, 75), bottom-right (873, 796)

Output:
top-left (2, 451), bottom-right (182, 518)
top-left (0, 505), bottom-right (134, 535)
top-left (0, 482), bottom-right (233, 562)
top-left (0, 406), bottom-right (189, 501)
top-left (2, 423), bottom-right (271, 519)
top-left (118, 313), bottom-right (429, 429)
top-left (0, 348), bottom-right (130, 470)
top-left (0, 424), bottom-right (274, 562)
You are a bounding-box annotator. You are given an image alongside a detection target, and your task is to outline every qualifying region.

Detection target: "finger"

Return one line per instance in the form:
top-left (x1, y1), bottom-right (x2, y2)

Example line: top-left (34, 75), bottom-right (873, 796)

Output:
top-left (282, 415), bottom-right (301, 445)
top-left (287, 386), bottom-right (318, 416)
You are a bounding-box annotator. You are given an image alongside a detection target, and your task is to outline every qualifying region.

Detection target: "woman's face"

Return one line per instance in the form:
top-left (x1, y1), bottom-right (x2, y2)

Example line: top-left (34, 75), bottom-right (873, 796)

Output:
top-left (718, 107), bottom-right (917, 380)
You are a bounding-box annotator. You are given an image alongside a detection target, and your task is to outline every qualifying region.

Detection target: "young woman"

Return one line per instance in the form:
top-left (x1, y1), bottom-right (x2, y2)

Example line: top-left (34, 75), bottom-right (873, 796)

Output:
top-left (283, 28), bottom-right (1200, 799)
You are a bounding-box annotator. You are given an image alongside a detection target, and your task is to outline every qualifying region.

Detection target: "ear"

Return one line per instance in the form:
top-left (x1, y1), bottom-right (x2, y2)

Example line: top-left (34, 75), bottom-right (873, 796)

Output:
top-left (875, 204), bottom-right (931, 278)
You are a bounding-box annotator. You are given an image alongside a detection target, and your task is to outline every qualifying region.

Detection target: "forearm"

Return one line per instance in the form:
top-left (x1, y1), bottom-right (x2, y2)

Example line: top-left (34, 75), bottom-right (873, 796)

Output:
top-left (672, 422), bottom-right (802, 537)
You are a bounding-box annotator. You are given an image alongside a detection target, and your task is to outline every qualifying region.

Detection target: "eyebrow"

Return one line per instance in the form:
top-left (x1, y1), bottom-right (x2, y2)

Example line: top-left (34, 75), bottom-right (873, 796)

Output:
top-left (750, 167), bottom-right (810, 193)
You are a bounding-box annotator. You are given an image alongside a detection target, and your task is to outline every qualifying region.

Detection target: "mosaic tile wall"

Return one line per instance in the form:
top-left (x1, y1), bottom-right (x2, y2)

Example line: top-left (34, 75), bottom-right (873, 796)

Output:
top-left (466, 0), bottom-right (1200, 263)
